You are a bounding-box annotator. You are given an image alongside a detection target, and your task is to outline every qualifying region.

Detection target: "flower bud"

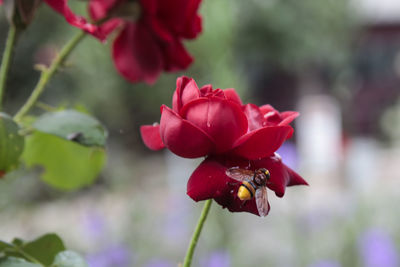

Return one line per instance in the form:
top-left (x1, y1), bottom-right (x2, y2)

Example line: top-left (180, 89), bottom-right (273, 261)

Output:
top-left (3, 0), bottom-right (41, 28)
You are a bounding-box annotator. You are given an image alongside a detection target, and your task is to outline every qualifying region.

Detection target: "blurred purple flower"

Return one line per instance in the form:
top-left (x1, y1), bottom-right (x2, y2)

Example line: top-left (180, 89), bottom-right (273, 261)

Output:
top-left (163, 195), bottom-right (189, 241)
top-left (144, 259), bottom-right (174, 267)
top-left (86, 244), bottom-right (132, 267)
top-left (200, 250), bottom-right (230, 267)
top-left (309, 260), bottom-right (342, 267)
top-left (276, 142), bottom-right (298, 170)
top-left (358, 228), bottom-right (399, 267)
top-left (82, 211), bottom-right (106, 240)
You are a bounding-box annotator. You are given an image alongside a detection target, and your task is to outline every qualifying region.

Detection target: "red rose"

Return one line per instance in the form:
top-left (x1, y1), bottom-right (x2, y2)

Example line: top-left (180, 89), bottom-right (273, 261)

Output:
top-left (141, 76), bottom-right (308, 216)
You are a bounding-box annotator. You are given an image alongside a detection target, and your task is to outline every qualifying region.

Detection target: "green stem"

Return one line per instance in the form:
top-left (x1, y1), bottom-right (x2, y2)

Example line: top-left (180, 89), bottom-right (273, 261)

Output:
top-left (182, 199), bottom-right (212, 267)
top-left (0, 24), bottom-right (18, 110)
top-left (14, 30), bottom-right (86, 122)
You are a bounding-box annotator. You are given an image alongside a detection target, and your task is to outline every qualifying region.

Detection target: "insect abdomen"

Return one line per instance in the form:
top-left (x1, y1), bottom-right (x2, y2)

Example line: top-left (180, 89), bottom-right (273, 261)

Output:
top-left (237, 181), bottom-right (256, 200)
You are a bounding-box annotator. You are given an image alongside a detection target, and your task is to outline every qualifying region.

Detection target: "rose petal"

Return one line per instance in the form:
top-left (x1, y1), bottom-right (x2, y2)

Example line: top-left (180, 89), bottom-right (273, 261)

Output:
top-left (88, 0), bottom-right (120, 21)
top-left (160, 105), bottom-right (215, 158)
top-left (140, 124), bottom-right (165, 150)
top-left (259, 104), bottom-right (277, 115)
top-left (286, 165), bottom-right (308, 186)
top-left (112, 22), bottom-right (163, 84)
top-left (224, 88), bottom-right (242, 105)
top-left (232, 126), bottom-right (293, 160)
top-left (98, 19), bottom-right (124, 37)
top-left (180, 97), bottom-right (248, 153)
top-left (162, 39), bottom-right (193, 72)
top-left (242, 103), bottom-right (264, 131)
top-left (44, 0), bottom-right (105, 40)
top-left (155, 0), bottom-right (202, 39)
top-left (187, 156), bottom-right (263, 216)
top-left (279, 111), bottom-right (299, 125)
top-left (214, 195), bottom-right (266, 216)
top-left (187, 154), bottom-right (306, 216)
top-left (200, 84), bottom-right (213, 96)
top-left (253, 154), bottom-right (307, 197)
top-left (187, 157), bottom-right (231, 201)
top-left (147, 17), bottom-right (174, 42)
top-left (172, 77), bottom-right (200, 113)
top-left (182, 0), bottom-right (202, 39)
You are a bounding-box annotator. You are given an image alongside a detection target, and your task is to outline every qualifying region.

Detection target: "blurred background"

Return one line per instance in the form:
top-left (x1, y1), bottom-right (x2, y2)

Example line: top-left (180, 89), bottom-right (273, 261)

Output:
top-left (1, 0), bottom-right (400, 266)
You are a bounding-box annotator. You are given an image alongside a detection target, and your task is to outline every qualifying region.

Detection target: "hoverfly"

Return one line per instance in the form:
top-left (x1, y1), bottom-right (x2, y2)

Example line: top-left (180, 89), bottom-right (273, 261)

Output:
top-left (225, 167), bottom-right (271, 217)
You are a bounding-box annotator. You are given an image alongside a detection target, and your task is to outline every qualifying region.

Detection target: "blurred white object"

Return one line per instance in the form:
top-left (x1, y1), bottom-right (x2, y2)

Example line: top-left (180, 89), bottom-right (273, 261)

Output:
top-left (354, 0), bottom-right (400, 23)
top-left (297, 95), bottom-right (342, 175)
top-left (345, 137), bottom-right (379, 192)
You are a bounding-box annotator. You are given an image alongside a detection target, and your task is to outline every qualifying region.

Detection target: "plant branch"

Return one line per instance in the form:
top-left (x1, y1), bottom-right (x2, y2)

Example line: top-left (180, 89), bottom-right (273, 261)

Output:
top-left (0, 24), bottom-right (19, 110)
top-left (14, 30), bottom-right (86, 122)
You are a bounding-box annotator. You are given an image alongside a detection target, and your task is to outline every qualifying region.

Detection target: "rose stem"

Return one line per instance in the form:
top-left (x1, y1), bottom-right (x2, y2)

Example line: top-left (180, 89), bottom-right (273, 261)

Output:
top-left (14, 30), bottom-right (86, 122)
top-left (0, 24), bottom-right (19, 111)
top-left (182, 199), bottom-right (213, 267)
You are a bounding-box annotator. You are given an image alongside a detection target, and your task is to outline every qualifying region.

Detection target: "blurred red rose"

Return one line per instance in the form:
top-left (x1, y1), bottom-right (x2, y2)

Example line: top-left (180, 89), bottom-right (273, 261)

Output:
top-left (2, 0), bottom-right (202, 84)
top-left (43, 0), bottom-right (202, 84)
top-left (141, 76), bottom-right (307, 216)
top-left (88, 0), bottom-right (202, 83)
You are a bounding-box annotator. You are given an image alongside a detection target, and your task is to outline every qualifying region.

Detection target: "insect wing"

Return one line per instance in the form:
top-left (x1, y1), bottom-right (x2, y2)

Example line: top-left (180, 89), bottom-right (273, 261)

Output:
top-left (255, 187), bottom-right (269, 217)
top-left (225, 168), bottom-right (254, 182)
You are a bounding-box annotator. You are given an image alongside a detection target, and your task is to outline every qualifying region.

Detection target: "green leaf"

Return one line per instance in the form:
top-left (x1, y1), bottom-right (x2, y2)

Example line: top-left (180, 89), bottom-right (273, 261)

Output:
top-left (33, 110), bottom-right (107, 147)
top-left (22, 131), bottom-right (106, 190)
top-left (0, 241), bottom-right (12, 252)
top-left (21, 234), bottom-right (65, 266)
top-left (11, 240), bottom-right (23, 248)
top-left (52, 251), bottom-right (88, 267)
top-left (0, 257), bottom-right (41, 267)
top-left (0, 113), bottom-right (25, 173)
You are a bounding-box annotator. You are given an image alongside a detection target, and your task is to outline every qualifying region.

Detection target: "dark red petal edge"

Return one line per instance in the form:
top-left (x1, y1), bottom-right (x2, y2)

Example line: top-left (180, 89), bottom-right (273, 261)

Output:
top-left (232, 125), bottom-right (293, 160)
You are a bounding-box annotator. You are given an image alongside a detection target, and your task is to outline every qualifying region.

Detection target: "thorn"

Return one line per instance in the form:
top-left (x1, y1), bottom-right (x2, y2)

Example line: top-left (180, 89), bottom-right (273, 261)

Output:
top-left (33, 64), bottom-right (47, 72)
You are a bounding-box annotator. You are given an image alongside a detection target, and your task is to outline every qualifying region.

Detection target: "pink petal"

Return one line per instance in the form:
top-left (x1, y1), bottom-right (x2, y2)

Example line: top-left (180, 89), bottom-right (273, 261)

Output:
top-left (140, 124), bottom-right (165, 150)
top-left (112, 22), bottom-right (163, 84)
top-left (224, 88), bottom-right (242, 105)
top-left (172, 77), bottom-right (200, 113)
top-left (242, 103), bottom-right (264, 131)
top-left (44, 0), bottom-right (105, 40)
top-left (232, 125), bottom-right (293, 160)
top-left (160, 105), bottom-right (215, 158)
top-left (180, 97), bottom-right (248, 153)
